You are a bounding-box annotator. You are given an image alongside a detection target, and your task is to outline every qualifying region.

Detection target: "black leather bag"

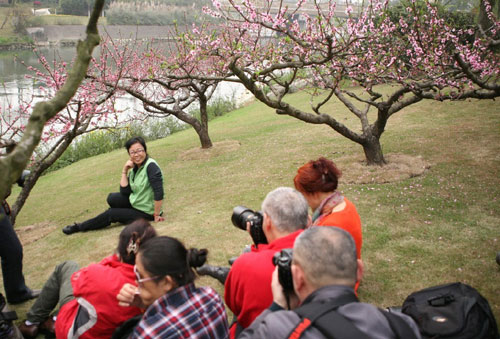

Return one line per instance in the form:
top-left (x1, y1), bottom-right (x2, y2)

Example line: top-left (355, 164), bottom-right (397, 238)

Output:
top-left (402, 282), bottom-right (499, 339)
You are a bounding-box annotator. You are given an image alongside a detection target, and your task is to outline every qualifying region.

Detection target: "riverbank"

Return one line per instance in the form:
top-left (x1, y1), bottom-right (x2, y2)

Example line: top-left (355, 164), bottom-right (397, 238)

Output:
top-left (0, 24), bottom-right (180, 50)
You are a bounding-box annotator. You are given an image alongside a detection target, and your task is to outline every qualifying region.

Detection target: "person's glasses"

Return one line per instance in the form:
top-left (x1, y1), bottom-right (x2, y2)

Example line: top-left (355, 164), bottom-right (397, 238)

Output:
top-left (134, 265), bottom-right (159, 287)
top-left (129, 149), bottom-right (145, 156)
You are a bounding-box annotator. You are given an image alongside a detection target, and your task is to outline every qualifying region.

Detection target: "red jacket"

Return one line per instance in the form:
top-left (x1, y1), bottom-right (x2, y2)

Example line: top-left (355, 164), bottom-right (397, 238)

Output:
top-left (55, 255), bottom-right (142, 339)
top-left (224, 230), bottom-right (303, 338)
top-left (316, 198), bottom-right (362, 259)
top-left (315, 198), bottom-right (362, 292)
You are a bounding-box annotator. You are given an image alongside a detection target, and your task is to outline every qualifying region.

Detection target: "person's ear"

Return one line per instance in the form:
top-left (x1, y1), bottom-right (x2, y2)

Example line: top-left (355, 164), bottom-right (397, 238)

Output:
top-left (263, 213), bottom-right (272, 231)
top-left (356, 259), bottom-right (364, 283)
top-left (263, 212), bottom-right (274, 237)
top-left (291, 263), bottom-right (306, 298)
top-left (160, 275), bottom-right (176, 294)
top-left (306, 215), bottom-right (312, 228)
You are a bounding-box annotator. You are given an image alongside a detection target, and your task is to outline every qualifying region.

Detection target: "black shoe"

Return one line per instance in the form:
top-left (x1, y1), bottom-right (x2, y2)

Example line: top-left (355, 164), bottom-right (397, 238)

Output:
top-left (62, 223), bottom-right (80, 235)
top-left (8, 289), bottom-right (41, 304)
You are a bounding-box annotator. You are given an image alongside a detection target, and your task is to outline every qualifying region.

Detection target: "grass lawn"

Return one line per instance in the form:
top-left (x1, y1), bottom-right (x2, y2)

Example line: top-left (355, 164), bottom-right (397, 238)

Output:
top-left (4, 90), bottom-right (500, 329)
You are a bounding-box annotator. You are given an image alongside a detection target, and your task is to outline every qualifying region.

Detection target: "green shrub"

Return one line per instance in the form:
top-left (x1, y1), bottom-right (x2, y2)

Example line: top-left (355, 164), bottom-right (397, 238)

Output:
top-left (191, 96), bottom-right (236, 122)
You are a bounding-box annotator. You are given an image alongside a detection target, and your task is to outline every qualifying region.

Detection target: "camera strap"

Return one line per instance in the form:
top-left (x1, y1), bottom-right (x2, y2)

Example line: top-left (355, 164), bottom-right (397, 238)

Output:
top-left (287, 294), bottom-right (367, 339)
top-left (287, 293), bottom-right (418, 339)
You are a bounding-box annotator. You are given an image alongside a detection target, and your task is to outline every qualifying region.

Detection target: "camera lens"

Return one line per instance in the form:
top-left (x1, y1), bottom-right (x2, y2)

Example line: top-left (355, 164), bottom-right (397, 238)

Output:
top-left (231, 206), bottom-right (255, 230)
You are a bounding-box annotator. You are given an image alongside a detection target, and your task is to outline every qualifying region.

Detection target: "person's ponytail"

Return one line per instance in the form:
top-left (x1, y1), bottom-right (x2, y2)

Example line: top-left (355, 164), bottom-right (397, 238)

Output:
top-left (187, 248), bottom-right (208, 268)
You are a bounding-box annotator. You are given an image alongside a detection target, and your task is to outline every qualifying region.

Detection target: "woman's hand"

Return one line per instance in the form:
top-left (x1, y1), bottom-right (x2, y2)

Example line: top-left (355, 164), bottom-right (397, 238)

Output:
top-left (117, 283), bottom-right (143, 308)
top-left (154, 214), bottom-right (165, 222)
top-left (123, 159), bottom-right (134, 174)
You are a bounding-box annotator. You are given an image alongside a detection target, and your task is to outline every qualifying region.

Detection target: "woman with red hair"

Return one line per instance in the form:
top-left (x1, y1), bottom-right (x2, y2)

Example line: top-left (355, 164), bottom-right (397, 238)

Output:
top-left (294, 157), bottom-right (362, 260)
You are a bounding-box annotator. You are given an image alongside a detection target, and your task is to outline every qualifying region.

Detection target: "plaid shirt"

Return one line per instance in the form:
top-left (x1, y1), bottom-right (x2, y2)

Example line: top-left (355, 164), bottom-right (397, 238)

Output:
top-left (132, 283), bottom-right (229, 339)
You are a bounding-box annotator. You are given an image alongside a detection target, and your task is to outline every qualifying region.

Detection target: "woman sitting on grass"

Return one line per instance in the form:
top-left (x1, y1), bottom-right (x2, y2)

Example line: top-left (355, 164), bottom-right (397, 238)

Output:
top-left (63, 136), bottom-right (164, 235)
top-left (117, 236), bottom-right (229, 338)
top-left (294, 157), bottom-right (362, 260)
top-left (18, 219), bottom-right (157, 339)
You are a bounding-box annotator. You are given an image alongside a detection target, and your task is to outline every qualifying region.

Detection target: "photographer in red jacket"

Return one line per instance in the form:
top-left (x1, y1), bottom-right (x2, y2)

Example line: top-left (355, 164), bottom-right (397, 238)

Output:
top-left (224, 187), bottom-right (309, 338)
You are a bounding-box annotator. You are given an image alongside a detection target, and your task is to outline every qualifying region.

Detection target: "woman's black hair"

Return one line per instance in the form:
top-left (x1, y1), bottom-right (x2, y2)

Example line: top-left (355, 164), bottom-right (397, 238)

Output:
top-left (117, 219), bottom-right (157, 265)
top-left (138, 236), bottom-right (208, 286)
top-left (125, 136), bottom-right (147, 154)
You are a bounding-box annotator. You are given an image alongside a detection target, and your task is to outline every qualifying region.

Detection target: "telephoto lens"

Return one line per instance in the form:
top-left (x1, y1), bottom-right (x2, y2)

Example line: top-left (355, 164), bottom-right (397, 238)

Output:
top-left (231, 206), bottom-right (256, 230)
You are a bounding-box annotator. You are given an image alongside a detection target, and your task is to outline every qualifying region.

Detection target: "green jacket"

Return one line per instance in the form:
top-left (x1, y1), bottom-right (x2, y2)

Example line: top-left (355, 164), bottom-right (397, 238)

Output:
top-left (128, 158), bottom-right (162, 215)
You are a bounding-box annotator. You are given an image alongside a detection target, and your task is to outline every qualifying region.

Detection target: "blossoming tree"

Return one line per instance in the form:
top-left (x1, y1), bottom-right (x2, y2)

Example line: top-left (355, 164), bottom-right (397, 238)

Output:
top-left (102, 26), bottom-right (229, 149)
top-left (0, 0), bottom-right (107, 206)
top-left (197, 0), bottom-right (499, 165)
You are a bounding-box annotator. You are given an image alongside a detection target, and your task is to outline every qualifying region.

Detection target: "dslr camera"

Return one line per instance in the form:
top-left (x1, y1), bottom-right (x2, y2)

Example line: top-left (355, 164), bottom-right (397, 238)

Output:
top-left (272, 248), bottom-right (294, 294)
top-left (232, 206), bottom-right (268, 245)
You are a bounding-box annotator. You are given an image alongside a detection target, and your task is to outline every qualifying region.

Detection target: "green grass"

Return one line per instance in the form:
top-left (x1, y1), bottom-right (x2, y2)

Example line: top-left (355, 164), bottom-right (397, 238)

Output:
top-left (4, 90), bottom-right (500, 327)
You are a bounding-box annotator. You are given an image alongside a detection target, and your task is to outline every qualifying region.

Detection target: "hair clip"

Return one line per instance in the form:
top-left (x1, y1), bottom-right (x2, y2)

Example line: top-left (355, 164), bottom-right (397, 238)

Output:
top-left (127, 239), bottom-right (138, 255)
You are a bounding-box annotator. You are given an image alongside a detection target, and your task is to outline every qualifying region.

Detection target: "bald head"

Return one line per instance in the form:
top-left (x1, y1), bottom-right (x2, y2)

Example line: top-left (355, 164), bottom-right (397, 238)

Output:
top-left (293, 227), bottom-right (358, 288)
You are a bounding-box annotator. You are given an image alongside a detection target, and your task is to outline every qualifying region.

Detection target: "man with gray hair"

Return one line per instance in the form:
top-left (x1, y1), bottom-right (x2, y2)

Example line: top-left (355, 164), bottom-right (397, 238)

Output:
top-left (239, 227), bottom-right (421, 339)
top-left (224, 187), bottom-right (309, 338)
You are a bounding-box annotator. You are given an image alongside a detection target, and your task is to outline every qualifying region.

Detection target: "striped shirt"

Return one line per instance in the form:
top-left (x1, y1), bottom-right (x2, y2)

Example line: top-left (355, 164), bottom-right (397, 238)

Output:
top-left (132, 283), bottom-right (229, 339)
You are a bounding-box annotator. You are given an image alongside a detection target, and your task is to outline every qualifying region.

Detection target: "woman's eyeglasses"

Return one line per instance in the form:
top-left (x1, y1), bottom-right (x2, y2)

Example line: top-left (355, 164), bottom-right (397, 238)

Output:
top-left (134, 265), bottom-right (159, 287)
top-left (129, 149), bottom-right (145, 156)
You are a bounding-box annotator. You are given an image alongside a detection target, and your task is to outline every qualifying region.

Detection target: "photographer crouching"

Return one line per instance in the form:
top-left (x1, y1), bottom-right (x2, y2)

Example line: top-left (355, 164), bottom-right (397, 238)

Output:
top-left (239, 227), bottom-right (422, 339)
top-left (221, 187), bottom-right (309, 338)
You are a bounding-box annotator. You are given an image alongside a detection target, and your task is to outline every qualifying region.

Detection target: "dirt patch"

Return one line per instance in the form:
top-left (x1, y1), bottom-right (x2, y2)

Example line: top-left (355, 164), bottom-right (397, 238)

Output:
top-left (337, 153), bottom-right (431, 184)
top-left (16, 222), bottom-right (57, 246)
top-left (179, 140), bottom-right (241, 161)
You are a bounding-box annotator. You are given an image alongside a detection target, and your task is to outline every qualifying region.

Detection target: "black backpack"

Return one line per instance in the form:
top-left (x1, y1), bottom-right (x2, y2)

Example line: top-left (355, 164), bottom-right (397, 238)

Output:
top-left (402, 282), bottom-right (499, 339)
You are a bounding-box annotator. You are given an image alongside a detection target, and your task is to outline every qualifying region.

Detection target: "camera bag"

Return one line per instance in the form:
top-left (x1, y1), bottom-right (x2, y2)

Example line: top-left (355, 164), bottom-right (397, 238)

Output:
top-left (401, 282), bottom-right (499, 339)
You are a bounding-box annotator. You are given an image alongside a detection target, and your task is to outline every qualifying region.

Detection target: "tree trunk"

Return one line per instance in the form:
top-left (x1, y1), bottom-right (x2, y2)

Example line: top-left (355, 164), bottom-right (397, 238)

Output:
top-left (198, 94), bottom-right (213, 149)
top-left (361, 136), bottom-right (386, 166)
top-left (193, 123), bottom-right (213, 149)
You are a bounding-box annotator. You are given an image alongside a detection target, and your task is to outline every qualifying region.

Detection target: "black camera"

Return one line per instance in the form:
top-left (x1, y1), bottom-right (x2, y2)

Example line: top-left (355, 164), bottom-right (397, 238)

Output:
top-left (272, 248), bottom-right (294, 294)
top-left (231, 206), bottom-right (267, 245)
top-left (16, 170), bottom-right (30, 188)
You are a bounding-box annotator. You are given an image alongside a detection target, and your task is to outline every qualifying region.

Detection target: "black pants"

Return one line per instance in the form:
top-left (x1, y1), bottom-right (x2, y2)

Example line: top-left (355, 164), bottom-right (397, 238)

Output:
top-left (78, 193), bottom-right (153, 232)
top-left (0, 203), bottom-right (31, 303)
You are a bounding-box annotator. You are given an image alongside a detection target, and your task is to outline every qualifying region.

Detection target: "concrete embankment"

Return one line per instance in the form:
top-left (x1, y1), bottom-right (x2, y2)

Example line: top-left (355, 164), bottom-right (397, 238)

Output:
top-left (25, 25), bottom-right (177, 46)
